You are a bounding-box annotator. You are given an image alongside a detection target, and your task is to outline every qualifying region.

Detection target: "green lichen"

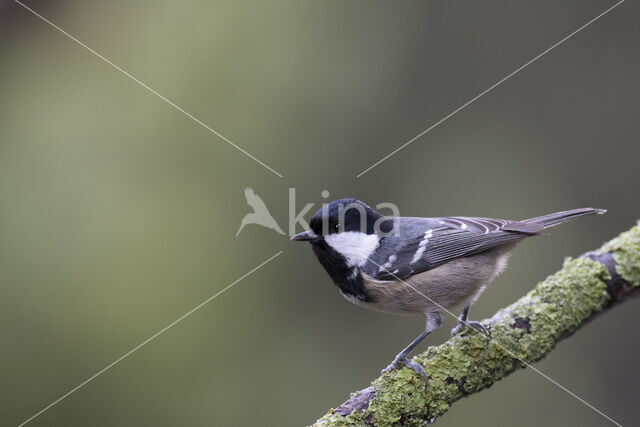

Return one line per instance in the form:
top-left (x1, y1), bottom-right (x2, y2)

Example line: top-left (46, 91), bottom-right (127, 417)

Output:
top-left (599, 222), bottom-right (640, 286)
top-left (515, 257), bottom-right (610, 359)
top-left (314, 227), bottom-right (637, 427)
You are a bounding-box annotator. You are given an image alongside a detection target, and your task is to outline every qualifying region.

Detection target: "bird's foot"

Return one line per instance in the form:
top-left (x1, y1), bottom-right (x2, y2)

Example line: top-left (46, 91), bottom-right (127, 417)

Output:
top-left (450, 320), bottom-right (489, 338)
top-left (381, 357), bottom-right (429, 387)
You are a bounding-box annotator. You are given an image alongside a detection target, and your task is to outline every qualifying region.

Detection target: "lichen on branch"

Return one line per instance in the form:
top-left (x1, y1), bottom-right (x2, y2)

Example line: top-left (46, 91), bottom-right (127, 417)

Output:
top-left (314, 223), bottom-right (640, 426)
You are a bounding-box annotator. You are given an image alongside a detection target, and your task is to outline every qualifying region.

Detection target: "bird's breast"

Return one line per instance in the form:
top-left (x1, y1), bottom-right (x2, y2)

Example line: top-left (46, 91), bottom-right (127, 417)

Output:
top-left (346, 248), bottom-right (512, 315)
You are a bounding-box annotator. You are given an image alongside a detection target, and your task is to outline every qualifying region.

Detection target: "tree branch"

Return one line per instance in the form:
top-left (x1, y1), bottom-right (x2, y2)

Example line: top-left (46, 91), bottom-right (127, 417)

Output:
top-left (314, 222), bottom-right (640, 426)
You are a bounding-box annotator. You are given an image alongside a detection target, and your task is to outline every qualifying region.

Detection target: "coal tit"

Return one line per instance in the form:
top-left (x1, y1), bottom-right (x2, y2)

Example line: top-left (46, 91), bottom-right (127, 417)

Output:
top-left (291, 199), bottom-right (605, 382)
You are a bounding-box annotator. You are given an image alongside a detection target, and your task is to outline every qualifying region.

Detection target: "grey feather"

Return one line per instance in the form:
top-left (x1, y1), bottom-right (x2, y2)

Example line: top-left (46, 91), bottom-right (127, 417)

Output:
top-left (364, 208), bottom-right (605, 282)
top-left (523, 207), bottom-right (606, 228)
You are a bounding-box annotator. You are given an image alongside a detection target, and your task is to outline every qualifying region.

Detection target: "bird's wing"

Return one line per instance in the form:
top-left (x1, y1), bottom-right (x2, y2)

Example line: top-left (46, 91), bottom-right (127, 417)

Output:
top-left (244, 187), bottom-right (269, 213)
top-left (366, 216), bottom-right (542, 281)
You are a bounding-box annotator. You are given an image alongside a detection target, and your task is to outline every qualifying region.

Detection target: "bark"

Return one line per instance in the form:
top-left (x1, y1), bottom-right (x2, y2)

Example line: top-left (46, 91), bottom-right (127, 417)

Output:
top-left (313, 222), bottom-right (640, 426)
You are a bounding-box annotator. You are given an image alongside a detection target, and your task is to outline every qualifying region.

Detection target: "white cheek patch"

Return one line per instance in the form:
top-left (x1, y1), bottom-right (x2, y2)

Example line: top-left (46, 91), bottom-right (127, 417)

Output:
top-left (324, 232), bottom-right (380, 267)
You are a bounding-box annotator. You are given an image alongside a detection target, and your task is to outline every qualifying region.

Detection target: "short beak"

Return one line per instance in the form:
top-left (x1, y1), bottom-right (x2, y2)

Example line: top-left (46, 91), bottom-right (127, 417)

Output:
top-left (290, 230), bottom-right (316, 241)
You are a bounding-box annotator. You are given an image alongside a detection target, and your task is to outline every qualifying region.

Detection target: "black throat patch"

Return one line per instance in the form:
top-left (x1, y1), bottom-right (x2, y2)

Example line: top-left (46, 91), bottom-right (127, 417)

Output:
top-left (310, 240), bottom-right (371, 302)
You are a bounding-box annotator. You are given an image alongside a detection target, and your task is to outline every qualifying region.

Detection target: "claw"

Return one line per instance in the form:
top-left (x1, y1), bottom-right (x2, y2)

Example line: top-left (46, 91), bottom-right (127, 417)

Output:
top-left (450, 324), bottom-right (463, 338)
top-left (381, 357), bottom-right (429, 387)
top-left (451, 320), bottom-right (489, 338)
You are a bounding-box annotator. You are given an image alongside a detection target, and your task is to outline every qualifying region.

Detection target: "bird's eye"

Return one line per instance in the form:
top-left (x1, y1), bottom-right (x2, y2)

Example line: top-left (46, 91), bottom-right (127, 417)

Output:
top-left (334, 223), bottom-right (340, 231)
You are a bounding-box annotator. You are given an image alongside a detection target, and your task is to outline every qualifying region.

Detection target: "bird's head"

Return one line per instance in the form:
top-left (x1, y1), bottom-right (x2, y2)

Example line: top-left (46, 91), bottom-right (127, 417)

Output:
top-left (291, 199), bottom-right (395, 267)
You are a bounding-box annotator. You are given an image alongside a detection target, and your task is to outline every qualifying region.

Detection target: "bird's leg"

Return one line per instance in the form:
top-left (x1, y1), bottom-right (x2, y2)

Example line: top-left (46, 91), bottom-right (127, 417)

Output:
top-left (450, 305), bottom-right (488, 337)
top-left (382, 313), bottom-right (442, 385)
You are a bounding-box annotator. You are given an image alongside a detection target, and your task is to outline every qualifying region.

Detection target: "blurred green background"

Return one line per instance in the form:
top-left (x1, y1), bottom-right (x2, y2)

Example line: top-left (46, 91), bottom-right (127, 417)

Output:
top-left (1, 0), bottom-right (639, 425)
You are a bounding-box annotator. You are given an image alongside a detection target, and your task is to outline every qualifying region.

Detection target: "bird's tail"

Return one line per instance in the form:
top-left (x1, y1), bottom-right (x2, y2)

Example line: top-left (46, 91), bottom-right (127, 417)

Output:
top-left (523, 208), bottom-right (606, 229)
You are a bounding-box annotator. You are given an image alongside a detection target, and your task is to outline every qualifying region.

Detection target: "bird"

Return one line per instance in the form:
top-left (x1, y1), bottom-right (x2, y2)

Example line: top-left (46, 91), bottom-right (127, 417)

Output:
top-left (236, 187), bottom-right (285, 236)
top-left (291, 198), bottom-right (605, 383)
